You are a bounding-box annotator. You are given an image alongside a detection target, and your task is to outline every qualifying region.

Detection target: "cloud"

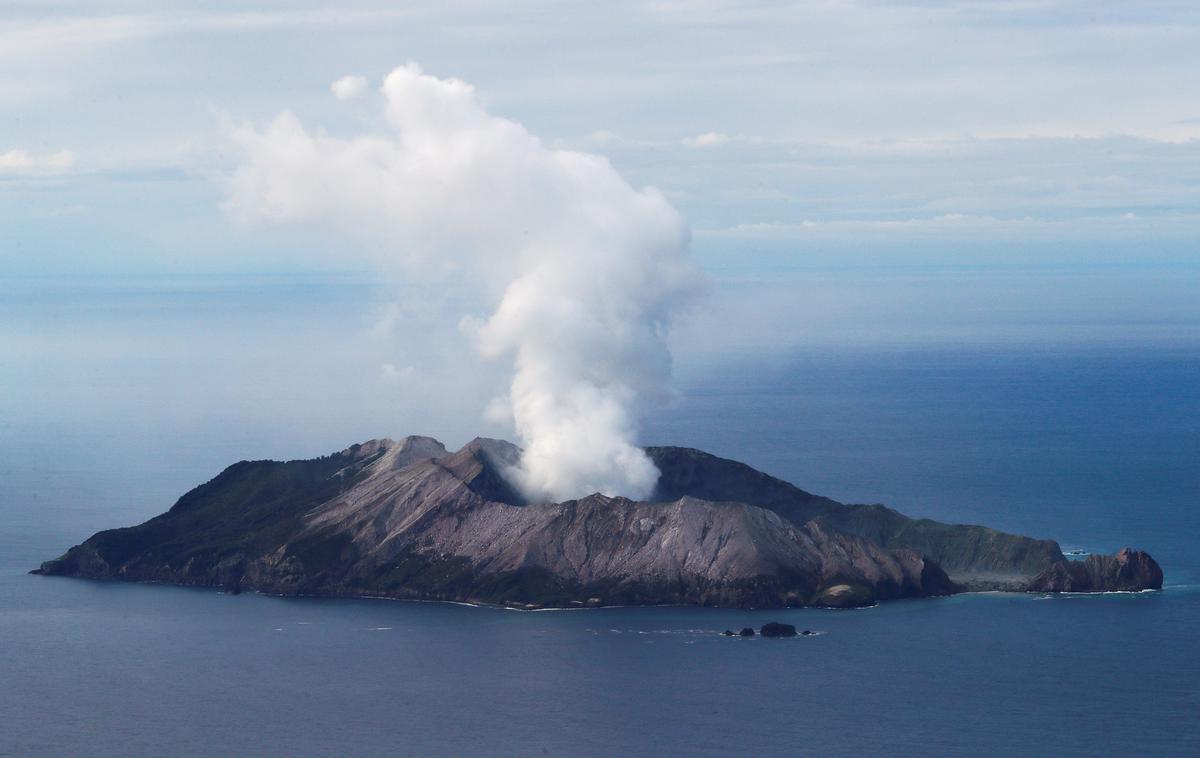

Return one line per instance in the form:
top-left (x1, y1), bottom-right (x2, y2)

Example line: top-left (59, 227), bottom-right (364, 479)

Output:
top-left (682, 131), bottom-right (730, 148)
top-left (226, 63), bottom-right (703, 501)
top-left (331, 75), bottom-right (368, 101)
top-left (0, 148), bottom-right (75, 173)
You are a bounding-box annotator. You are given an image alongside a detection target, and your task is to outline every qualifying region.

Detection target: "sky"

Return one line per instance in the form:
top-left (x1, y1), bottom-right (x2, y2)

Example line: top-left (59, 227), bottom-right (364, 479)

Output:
top-left (1, 1), bottom-right (1198, 499)
top-left (2, 0), bottom-right (1198, 275)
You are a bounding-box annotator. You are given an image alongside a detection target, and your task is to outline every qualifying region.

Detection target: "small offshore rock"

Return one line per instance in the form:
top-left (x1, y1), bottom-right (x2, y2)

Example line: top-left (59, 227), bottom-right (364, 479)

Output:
top-left (760, 622), bottom-right (798, 637)
top-left (739, 627), bottom-right (755, 637)
top-left (721, 629), bottom-right (735, 636)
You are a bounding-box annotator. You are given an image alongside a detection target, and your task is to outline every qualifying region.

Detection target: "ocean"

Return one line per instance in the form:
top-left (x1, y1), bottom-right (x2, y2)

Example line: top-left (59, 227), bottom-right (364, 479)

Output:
top-left (1, 269), bottom-right (1197, 756)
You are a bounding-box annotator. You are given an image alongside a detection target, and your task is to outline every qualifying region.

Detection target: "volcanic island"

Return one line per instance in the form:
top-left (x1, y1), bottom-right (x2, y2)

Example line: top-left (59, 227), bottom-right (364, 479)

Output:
top-left (34, 436), bottom-right (1163, 608)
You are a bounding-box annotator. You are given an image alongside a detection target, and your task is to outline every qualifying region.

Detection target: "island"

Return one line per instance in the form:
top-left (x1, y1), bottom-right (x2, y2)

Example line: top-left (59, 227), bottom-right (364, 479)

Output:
top-left (33, 436), bottom-right (1163, 608)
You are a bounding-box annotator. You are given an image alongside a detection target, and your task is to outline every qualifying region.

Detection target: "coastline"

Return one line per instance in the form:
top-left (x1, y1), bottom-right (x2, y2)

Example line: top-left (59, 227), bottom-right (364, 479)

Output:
top-left (30, 570), bottom-right (1168, 613)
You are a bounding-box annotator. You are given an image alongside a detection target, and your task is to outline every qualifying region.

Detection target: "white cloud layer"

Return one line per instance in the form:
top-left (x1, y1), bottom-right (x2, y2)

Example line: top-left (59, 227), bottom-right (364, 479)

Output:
top-left (5, 2), bottom-right (1200, 276)
top-left (226, 63), bottom-right (702, 501)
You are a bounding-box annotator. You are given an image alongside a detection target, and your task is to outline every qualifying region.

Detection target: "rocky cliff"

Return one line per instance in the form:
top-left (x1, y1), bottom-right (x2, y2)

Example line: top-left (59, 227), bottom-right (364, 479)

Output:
top-left (34, 436), bottom-right (1162, 608)
top-left (1026, 548), bottom-right (1163, 592)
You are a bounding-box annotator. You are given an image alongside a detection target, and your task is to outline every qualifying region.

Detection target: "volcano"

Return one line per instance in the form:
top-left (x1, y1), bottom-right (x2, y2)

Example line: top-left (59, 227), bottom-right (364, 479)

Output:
top-left (34, 436), bottom-right (1163, 608)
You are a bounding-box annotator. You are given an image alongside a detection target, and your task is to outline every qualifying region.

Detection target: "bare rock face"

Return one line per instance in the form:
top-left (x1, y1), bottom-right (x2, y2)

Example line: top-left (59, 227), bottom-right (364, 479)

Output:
top-left (33, 436), bottom-right (1161, 608)
top-left (1026, 548), bottom-right (1164, 592)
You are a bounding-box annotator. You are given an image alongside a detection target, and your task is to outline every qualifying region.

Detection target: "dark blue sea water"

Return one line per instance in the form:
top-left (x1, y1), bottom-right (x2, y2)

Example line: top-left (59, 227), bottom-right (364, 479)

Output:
top-left (1, 271), bottom-right (1197, 756)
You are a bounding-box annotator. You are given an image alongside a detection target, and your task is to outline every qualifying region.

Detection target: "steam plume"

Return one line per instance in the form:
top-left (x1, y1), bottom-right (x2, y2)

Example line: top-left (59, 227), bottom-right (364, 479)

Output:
top-left (226, 64), bottom-right (700, 501)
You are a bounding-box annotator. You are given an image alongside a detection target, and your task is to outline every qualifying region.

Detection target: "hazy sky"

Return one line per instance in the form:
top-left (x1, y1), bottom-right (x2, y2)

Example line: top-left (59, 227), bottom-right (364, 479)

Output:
top-left (2, 0), bottom-right (1198, 274)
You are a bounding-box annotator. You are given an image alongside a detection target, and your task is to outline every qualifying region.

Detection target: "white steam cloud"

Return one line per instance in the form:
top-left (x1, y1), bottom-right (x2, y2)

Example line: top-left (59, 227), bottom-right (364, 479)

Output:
top-left (226, 63), bottom-right (701, 502)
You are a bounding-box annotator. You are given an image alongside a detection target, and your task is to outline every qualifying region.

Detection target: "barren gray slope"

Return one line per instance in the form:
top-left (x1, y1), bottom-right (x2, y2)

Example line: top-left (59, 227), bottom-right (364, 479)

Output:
top-left (282, 437), bottom-right (957, 606)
